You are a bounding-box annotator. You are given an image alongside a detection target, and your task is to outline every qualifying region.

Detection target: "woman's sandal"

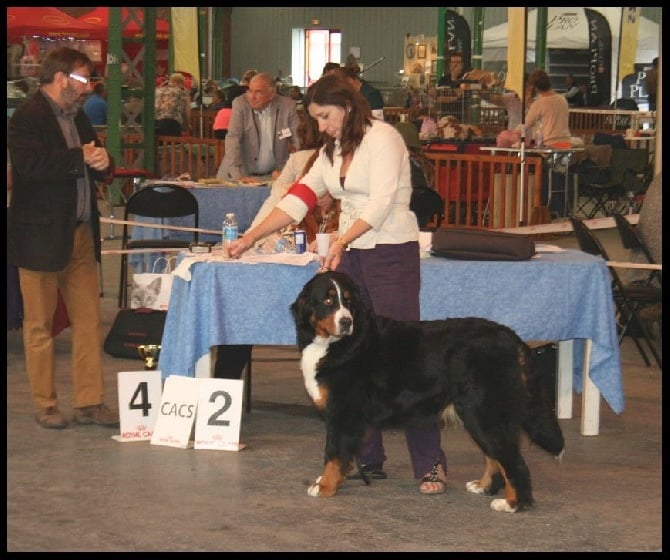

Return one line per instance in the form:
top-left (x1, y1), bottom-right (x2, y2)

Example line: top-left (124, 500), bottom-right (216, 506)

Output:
top-left (419, 461), bottom-right (447, 495)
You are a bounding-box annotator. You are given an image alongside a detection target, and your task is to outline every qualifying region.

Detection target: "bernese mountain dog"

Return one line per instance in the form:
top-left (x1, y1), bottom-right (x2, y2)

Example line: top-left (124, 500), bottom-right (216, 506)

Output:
top-left (290, 270), bottom-right (565, 513)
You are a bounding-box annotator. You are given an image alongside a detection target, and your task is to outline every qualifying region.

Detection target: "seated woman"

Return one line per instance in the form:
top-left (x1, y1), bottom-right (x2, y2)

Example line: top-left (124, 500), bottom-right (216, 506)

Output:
top-left (214, 83), bottom-right (338, 380)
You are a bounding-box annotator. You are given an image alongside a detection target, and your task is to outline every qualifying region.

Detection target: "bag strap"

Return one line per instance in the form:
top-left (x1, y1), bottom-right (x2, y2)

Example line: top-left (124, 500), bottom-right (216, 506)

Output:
top-left (151, 255), bottom-right (178, 274)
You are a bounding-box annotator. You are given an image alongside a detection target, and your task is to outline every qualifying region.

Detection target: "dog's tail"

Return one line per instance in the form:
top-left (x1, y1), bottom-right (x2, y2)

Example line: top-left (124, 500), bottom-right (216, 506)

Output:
top-left (522, 345), bottom-right (565, 457)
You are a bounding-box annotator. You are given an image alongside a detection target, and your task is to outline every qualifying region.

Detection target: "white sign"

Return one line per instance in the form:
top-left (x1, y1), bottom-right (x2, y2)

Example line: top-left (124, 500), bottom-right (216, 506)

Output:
top-left (113, 370), bottom-right (163, 442)
top-left (150, 375), bottom-right (200, 449)
top-left (194, 379), bottom-right (246, 451)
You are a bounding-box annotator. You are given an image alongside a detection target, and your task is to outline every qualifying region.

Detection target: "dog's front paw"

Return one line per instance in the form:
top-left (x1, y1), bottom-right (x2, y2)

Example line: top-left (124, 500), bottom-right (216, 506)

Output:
top-left (466, 479), bottom-right (486, 494)
top-left (307, 475), bottom-right (338, 497)
top-left (307, 477), bottom-right (321, 497)
top-left (490, 498), bottom-right (518, 513)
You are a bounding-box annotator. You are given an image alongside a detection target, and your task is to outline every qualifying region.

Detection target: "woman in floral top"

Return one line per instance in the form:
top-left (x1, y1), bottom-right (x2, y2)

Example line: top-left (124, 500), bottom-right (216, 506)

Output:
top-left (154, 72), bottom-right (191, 136)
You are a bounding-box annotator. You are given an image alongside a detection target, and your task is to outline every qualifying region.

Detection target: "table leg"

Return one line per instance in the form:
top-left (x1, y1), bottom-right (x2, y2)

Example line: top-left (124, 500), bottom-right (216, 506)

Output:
top-left (556, 340), bottom-right (573, 419)
top-left (557, 339), bottom-right (600, 436)
top-left (580, 339), bottom-right (600, 436)
top-left (195, 350), bottom-right (214, 378)
top-left (564, 164), bottom-right (569, 217)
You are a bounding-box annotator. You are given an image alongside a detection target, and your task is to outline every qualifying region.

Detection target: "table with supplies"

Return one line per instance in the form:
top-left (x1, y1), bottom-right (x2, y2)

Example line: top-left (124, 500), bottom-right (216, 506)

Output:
top-left (128, 180), bottom-right (271, 272)
top-left (157, 248), bottom-right (623, 436)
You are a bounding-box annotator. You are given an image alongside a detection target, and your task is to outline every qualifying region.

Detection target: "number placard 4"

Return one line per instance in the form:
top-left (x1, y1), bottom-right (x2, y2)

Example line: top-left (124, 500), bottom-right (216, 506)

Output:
top-left (115, 370), bottom-right (163, 442)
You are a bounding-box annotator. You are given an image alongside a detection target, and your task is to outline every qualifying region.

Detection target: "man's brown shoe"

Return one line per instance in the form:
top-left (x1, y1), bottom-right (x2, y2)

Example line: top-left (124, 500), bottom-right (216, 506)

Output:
top-left (73, 404), bottom-right (119, 427)
top-left (36, 406), bottom-right (68, 429)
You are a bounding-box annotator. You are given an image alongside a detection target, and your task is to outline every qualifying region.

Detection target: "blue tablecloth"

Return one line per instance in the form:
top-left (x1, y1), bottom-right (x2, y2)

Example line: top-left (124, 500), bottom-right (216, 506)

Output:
top-left (158, 249), bottom-right (623, 415)
top-left (128, 184), bottom-right (270, 272)
top-left (172, 185), bottom-right (271, 241)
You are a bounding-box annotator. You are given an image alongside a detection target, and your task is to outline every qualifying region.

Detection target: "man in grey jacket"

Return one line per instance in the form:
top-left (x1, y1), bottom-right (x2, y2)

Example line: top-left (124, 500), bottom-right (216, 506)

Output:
top-left (216, 72), bottom-right (301, 181)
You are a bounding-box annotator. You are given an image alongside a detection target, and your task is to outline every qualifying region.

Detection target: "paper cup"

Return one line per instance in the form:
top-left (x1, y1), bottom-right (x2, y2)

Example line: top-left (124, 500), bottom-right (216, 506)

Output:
top-left (315, 233), bottom-right (330, 257)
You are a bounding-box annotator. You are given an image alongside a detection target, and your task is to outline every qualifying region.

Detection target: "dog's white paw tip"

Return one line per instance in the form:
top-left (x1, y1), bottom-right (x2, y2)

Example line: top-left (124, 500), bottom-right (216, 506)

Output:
top-left (307, 476), bottom-right (322, 497)
top-left (490, 498), bottom-right (517, 513)
top-left (466, 480), bottom-right (485, 494)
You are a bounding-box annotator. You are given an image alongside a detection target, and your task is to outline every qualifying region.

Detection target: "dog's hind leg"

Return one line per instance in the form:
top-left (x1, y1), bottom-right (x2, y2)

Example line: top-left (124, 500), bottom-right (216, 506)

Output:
top-left (463, 423), bottom-right (533, 512)
top-left (489, 450), bottom-right (533, 513)
top-left (466, 456), bottom-right (505, 496)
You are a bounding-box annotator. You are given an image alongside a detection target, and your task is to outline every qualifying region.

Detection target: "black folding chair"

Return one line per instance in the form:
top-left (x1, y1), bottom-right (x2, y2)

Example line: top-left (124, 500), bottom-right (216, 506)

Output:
top-left (569, 217), bottom-right (661, 368)
top-left (575, 148), bottom-right (651, 218)
top-left (118, 184), bottom-right (199, 308)
top-left (613, 213), bottom-right (661, 287)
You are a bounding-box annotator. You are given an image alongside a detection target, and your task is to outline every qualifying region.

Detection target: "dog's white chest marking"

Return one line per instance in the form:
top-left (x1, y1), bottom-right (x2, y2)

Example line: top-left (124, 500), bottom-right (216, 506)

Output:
top-left (301, 337), bottom-right (330, 401)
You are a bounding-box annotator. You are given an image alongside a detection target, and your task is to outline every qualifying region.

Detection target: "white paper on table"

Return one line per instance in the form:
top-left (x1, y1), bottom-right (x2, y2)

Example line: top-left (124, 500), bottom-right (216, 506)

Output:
top-left (238, 252), bottom-right (318, 266)
top-left (534, 244), bottom-right (566, 253)
top-left (172, 251), bottom-right (318, 281)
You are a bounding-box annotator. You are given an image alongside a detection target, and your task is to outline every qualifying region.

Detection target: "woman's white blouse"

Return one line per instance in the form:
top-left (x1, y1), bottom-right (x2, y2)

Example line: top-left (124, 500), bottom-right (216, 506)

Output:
top-left (277, 119), bottom-right (418, 249)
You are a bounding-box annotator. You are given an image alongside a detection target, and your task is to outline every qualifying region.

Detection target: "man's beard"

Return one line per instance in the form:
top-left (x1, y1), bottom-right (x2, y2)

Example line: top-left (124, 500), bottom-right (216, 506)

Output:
top-left (63, 85), bottom-right (85, 112)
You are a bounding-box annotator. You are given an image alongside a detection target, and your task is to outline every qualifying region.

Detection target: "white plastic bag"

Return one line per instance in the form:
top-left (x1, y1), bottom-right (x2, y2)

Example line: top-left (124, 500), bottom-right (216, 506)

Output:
top-left (130, 256), bottom-right (176, 310)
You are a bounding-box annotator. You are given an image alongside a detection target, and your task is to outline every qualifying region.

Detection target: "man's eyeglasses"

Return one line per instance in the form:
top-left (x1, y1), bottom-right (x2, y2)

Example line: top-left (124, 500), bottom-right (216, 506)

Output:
top-left (68, 73), bottom-right (90, 85)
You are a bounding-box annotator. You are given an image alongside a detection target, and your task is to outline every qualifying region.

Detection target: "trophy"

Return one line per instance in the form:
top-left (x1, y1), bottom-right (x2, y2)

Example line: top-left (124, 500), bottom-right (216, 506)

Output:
top-left (137, 344), bottom-right (161, 370)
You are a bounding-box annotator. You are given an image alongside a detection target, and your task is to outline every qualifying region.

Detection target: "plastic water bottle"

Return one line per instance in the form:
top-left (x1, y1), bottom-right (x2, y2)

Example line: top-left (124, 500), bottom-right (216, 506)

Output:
top-left (222, 212), bottom-right (238, 254)
top-left (535, 130), bottom-right (543, 148)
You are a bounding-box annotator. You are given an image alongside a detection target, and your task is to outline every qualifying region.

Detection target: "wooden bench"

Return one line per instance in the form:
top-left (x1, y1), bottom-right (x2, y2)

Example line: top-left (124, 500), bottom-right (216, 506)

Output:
top-left (424, 150), bottom-right (544, 228)
top-left (155, 135), bottom-right (226, 180)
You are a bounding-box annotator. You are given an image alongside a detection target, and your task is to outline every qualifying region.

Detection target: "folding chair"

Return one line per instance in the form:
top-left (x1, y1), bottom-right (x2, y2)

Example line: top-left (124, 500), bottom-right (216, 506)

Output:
top-left (569, 217), bottom-right (661, 368)
top-left (118, 184), bottom-right (199, 308)
top-left (613, 213), bottom-right (661, 287)
top-left (575, 148), bottom-right (650, 218)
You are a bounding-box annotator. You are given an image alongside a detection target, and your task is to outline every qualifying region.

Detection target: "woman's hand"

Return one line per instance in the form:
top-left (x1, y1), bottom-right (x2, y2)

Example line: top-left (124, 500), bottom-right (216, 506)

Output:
top-left (322, 235), bottom-right (345, 271)
top-left (226, 235), bottom-right (254, 259)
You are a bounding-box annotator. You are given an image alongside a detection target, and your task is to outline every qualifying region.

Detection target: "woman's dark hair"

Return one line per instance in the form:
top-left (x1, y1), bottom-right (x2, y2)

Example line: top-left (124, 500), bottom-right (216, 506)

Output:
top-left (298, 83), bottom-right (323, 151)
top-left (39, 47), bottom-right (92, 85)
top-left (307, 73), bottom-right (371, 163)
top-left (322, 62), bottom-right (342, 75)
top-left (528, 69), bottom-right (552, 92)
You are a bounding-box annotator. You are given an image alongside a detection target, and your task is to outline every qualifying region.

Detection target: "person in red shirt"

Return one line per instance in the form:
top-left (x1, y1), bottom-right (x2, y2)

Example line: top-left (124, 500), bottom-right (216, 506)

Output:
top-left (212, 99), bottom-right (232, 139)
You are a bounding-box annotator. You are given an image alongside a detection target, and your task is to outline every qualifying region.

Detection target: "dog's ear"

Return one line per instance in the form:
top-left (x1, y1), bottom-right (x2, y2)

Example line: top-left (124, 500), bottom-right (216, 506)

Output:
top-left (290, 291), bottom-right (307, 326)
top-left (290, 278), bottom-right (316, 331)
top-left (290, 279), bottom-right (320, 350)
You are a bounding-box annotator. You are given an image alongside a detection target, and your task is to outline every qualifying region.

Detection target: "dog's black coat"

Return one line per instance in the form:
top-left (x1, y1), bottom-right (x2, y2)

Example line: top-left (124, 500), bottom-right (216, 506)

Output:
top-left (290, 270), bottom-right (565, 511)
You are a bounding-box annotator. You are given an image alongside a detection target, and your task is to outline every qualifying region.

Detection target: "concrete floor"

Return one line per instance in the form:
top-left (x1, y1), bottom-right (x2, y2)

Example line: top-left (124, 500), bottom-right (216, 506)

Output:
top-left (7, 226), bottom-right (662, 552)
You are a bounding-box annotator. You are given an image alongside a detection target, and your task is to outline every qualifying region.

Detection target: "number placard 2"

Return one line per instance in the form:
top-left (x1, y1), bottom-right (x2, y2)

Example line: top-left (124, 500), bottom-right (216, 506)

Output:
top-left (114, 370), bottom-right (163, 442)
top-left (194, 378), bottom-right (246, 451)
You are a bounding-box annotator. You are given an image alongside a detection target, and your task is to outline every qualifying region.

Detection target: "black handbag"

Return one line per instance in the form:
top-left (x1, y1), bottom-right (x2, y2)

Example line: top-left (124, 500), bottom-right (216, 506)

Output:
top-left (104, 308), bottom-right (167, 359)
top-left (431, 228), bottom-right (536, 261)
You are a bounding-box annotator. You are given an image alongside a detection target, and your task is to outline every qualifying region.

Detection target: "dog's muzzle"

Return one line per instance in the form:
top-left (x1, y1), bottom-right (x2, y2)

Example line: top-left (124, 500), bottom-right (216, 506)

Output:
top-left (338, 316), bottom-right (352, 335)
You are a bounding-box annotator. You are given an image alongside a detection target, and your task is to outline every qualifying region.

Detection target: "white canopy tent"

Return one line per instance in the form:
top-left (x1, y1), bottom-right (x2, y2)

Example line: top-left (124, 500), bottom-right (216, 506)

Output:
top-left (482, 7), bottom-right (660, 98)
